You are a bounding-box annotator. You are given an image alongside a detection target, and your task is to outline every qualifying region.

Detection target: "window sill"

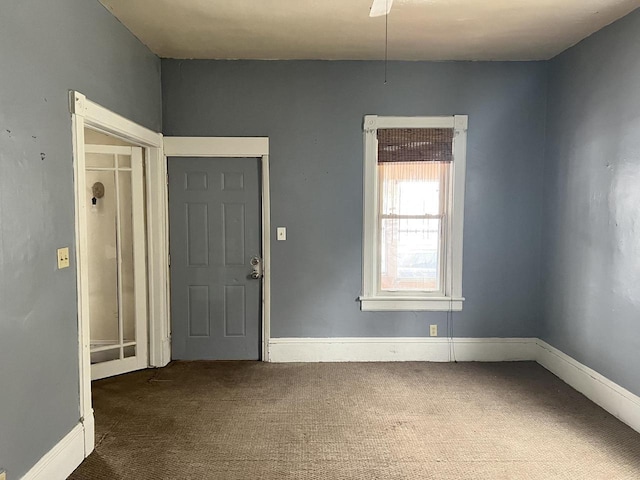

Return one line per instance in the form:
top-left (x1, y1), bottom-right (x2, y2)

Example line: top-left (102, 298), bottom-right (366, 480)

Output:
top-left (359, 296), bottom-right (464, 312)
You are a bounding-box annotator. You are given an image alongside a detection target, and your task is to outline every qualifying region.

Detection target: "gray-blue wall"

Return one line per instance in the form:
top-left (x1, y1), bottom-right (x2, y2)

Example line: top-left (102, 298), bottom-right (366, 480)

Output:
top-left (0, 1), bottom-right (161, 477)
top-left (3, 2), bottom-right (637, 474)
top-left (542, 9), bottom-right (640, 396)
top-left (162, 60), bottom-right (547, 339)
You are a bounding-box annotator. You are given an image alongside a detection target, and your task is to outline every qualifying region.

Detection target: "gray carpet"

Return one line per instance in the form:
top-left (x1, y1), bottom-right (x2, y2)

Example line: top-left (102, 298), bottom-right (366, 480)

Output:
top-left (69, 361), bottom-right (640, 479)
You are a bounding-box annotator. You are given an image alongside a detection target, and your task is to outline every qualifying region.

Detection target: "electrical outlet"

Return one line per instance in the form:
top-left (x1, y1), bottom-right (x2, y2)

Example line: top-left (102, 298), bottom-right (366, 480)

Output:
top-left (57, 247), bottom-right (70, 269)
top-left (0, 469), bottom-right (7, 480)
top-left (430, 324), bottom-right (438, 337)
top-left (277, 227), bottom-right (287, 241)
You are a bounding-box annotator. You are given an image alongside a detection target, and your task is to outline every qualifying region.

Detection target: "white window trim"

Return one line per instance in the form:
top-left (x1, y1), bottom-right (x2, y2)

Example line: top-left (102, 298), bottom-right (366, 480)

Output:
top-left (359, 115), bottom-right (468, 312)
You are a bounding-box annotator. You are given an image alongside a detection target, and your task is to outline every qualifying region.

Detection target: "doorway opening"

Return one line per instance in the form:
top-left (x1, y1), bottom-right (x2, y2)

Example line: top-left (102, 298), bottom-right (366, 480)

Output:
top-left (70, 91), bottom-right (169, 457)
top-left (163, 137), bottom-right (271, 362)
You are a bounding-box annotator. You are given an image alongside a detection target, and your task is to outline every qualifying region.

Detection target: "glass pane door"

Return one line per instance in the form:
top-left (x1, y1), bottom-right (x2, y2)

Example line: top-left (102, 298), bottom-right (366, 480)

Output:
top-left (85, 145), bottom-right (147, 380)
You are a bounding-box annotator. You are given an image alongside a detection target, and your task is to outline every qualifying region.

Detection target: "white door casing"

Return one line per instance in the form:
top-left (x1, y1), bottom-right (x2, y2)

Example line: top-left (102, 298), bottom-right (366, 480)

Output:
top-left (70, 91), bottom-right (168, 457)
top-left (163, 137), bottom-right (271, 361)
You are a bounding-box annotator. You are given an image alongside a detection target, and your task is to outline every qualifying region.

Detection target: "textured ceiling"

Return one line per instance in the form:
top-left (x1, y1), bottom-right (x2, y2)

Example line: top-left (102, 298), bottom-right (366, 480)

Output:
top-left (99, 0), bottom-right (640, 60)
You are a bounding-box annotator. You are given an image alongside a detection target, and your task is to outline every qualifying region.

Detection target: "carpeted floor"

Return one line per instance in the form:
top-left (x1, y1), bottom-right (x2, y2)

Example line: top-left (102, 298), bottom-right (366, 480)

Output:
top-left (69, 361), bottom-right (640, 479)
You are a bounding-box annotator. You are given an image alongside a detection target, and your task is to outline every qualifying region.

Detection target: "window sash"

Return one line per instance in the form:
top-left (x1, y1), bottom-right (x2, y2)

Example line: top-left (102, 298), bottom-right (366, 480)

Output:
top-left (376, 162), bottom-right (450, 296)
top-left (375, 188), bottom-right (448, 295)
top-left (378, 216), bottom-right (445, 294)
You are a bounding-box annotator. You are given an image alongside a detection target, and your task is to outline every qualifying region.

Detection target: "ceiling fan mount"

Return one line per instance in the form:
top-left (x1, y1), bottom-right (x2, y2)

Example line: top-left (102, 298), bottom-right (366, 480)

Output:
top-left (370, 0), bottom-right (394, 17)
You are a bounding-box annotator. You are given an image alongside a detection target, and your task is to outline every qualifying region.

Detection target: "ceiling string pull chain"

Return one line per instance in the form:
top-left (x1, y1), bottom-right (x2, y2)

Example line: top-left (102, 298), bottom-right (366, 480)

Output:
top-left (385, 0), bottom-right (388, 84)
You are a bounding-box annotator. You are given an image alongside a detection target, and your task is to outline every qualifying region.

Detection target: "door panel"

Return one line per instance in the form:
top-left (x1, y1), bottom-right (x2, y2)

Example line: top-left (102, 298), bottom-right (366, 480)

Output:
top-left (85, 145), bottom-right (148, 380)
top-left (169, 157), bottom-right (261, 360)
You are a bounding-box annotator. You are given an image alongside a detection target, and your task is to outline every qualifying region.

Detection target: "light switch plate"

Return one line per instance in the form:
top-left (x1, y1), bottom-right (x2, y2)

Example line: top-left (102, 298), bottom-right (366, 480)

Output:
top-left (277, 227), bottom-right (286, 241)
top-left (57, 247), bottom-right (70, 269)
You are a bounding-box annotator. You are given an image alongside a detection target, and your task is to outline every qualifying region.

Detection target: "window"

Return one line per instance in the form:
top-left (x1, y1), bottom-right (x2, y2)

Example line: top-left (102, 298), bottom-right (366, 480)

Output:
top-left (360, 115), bottom-right (467, 311)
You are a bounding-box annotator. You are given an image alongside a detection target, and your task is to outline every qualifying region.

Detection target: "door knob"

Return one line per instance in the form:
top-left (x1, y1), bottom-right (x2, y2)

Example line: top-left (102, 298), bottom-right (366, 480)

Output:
top-left (249, 256), bottom-right (263, 279)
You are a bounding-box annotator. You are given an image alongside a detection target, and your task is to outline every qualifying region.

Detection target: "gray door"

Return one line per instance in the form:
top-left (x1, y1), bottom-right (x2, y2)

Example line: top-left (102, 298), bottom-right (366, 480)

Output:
top-left (168, 157), bottom-right (261, 360)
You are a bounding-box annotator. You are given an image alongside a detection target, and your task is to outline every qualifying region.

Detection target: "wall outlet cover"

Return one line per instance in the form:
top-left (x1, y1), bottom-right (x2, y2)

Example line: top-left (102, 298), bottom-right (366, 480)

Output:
top-left (57, 247), bottom-right (70, 269)
top-left (430, 325), bottom-right (438, 337)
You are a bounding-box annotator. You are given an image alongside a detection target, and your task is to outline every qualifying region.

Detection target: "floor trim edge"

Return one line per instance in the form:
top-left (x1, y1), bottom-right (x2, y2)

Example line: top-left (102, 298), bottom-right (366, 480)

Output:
top-left (21, 423), bottom-right (85, 480)
top-left (535, 339), bottom-right (640, 434)
top-left (268, 337), bottom-right (538, 363)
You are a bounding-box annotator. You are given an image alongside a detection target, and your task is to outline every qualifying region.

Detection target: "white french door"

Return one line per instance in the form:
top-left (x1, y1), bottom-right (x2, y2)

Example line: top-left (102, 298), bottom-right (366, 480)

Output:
top-left (83, 144), bottom-right (148, 380)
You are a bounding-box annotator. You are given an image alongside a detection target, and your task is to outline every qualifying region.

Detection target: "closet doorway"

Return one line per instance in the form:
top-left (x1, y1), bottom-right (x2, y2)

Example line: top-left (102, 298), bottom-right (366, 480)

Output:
top-left (71, 91), bottom-right (169, 455)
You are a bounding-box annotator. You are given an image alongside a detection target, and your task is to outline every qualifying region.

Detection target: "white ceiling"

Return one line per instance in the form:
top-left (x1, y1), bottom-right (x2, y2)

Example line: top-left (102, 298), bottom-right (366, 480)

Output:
top-left (100, 0), bottom-right (639, 61)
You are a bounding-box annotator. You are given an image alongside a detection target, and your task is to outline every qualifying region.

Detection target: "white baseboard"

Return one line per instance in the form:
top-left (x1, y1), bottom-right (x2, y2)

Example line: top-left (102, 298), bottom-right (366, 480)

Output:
top-left (162, 337), bottom-right (172, 367)
top-left (83, 411), bottom-right (95, 454)
top-left (535, 339), bottom-right (640, 434)
top-left (22, 423), bottom-right (85, 480)
top-left (149, 337), bottom-right (172, 368)
top-left (268, 337), bottom-right (537, 363)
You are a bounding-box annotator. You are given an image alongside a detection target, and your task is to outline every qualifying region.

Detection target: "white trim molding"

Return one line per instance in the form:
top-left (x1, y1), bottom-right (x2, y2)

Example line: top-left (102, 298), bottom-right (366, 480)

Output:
top-left (360, 114), bottom-right (468, 312)
top-left (269, 337), bottom-right (537, 363)
top-left (21, 423), bottom-right (85, 480)
top-left (145, 144), bottom-right (171, 368)
top-left (359, 297), bottom-right (464, 312)
top-left (69, 92), bottom-right (160, 147)
top-left (163, 136), bottom-right (269, 157)
top-left (535, 339), bottom-right (640, 434)
top-left (70, 91), bottom-right (168, 455)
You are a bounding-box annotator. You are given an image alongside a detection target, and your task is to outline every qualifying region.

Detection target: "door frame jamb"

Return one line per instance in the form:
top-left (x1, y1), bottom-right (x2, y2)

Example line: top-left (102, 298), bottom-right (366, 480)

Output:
top-left (163, 136), bottom-right (271, 361)
top-left (69, 91), bottom-right (168, 457)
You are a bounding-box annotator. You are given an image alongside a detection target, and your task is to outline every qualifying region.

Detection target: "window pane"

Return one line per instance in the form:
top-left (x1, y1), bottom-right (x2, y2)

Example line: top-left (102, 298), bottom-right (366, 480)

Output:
top-left (86, 170), bottom-right (120, 343)
top-left (379, 162), bottom-right (445, 216)
top-left (90, 348), bottom-right (120, 364)
top-left (378, 161), bottom-right (448, 292)
top-left (86, 152), bottom-right (114, 169)
top-left (380, 218), bottom-right (441, 291)
top-left (118, 170), bottom-right (136, 344)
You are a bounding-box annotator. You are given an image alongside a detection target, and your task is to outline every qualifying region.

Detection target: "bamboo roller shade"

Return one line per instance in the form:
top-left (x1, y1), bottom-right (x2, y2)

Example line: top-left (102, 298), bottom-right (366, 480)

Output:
top-left (377, 128), bottom-right (454, 163)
